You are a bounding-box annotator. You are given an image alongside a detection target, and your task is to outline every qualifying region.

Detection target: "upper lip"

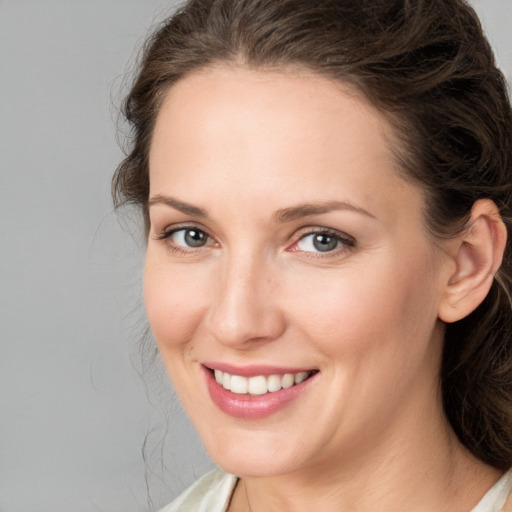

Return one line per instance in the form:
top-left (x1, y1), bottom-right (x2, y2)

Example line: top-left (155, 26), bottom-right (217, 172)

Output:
top-left (202, 362), bottom-right (317, 378)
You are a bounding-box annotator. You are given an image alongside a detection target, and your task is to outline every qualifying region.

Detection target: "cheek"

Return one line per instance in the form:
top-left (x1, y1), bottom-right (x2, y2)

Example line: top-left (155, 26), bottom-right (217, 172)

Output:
top-left (285, 252), bottom-right (440, 361)
top-left (143, 257), bottom-right (209, 352)
top-left (283, 255), bottom-right (443, 433)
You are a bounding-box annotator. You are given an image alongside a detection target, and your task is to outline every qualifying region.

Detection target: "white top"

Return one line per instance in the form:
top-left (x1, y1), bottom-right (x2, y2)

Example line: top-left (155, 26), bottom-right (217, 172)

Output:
top-left (159, 467), bottom-right (512, 512)
top-left (472, 470), bottom-right (512, 512)
top-left (159, 469), bottom-right (237, 512)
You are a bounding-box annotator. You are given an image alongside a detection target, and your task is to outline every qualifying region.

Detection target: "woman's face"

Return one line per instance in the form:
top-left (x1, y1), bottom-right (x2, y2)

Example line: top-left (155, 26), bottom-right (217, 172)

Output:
top-left (145, 66), bottom-right (453, 478)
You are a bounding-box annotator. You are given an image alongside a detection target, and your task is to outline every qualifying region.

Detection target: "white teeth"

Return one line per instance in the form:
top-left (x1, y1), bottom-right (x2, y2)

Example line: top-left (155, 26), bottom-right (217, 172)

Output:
top-left (267, 374), bottom-right (282, 392)
top-left (213, 369), bottom-right (314, 395)
top-left (294, 372), bottom-right (309, 384)
top-left (248, 375), bottom-right (267, 395)
top-left (222, 373), bottom-right (231, 390)
top-left (230, 375), bottom-right (248, 394)
top-left (281, 373), bottom-right (295, 389)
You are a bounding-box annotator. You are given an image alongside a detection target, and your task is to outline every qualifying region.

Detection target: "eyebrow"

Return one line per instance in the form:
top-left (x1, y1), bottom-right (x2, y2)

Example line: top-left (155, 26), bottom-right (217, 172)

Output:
top-left (148, 194), bottom-right (374, 222)
top-left (273, 201), bottom-right (375, 223)
top-left (148, 194), bottom-right (208, 217)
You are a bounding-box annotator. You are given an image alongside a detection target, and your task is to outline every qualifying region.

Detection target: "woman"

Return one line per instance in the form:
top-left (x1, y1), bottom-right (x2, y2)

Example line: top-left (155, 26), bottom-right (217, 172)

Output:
top-left (113, 0), bottom-right (512, 510)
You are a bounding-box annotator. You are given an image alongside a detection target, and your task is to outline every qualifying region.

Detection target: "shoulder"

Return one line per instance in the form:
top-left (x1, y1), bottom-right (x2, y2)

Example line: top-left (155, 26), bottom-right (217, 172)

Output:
top-left (472, 469), bottom-right (512, 512)
top-left (159, 468), bottom-right (238, 512)
top-left (502, 471), bottom-right (512, 512)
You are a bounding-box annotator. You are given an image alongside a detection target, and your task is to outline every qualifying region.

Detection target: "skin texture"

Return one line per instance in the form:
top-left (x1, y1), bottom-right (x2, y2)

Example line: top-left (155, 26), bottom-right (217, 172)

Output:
top-left (145, 66), bottom-right (503, 511)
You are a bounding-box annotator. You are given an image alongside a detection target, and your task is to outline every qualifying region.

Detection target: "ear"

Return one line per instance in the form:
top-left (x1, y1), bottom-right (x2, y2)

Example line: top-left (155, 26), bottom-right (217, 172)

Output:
top-left (438, 199), bottom-right (507, 323)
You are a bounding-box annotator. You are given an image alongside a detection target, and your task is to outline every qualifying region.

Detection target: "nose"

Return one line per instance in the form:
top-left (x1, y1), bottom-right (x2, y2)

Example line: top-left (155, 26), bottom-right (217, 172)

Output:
top-left (205, 255), bottom-right (286, 349)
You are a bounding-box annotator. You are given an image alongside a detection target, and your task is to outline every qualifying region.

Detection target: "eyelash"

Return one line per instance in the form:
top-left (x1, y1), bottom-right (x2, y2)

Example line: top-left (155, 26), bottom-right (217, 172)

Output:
top-left (291, 228), bottom-right (355, 257)
top-left (155, 225), bottom-right (355, 257)
top-left (155, 224), bottom-right (216, 255)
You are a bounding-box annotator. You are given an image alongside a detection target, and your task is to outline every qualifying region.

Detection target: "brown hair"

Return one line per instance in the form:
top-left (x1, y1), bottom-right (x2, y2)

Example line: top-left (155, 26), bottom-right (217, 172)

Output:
top-left (113, 0), bottom-right (512, 470)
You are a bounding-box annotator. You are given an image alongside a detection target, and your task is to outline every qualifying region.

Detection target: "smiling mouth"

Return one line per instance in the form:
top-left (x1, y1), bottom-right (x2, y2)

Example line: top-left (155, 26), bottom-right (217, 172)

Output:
top-left (211, 369), bottom-right (318, 396)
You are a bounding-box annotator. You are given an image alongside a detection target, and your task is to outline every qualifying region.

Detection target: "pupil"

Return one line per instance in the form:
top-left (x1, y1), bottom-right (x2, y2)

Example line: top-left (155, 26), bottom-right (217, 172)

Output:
top-left (313, 234), bottom-right (337, 252)
top-left (185, 229), bottom-right (206, 247)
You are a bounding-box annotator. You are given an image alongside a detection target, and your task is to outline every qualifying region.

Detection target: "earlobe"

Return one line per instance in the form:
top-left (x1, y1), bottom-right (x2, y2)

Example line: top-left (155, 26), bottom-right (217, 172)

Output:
top-left (438, 199), bottom-right (507, 324)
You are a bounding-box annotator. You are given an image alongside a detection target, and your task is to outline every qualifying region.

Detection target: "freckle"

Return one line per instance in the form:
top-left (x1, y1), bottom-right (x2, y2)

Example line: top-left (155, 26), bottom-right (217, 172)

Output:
top-left (267, 277), bottom-right (280, 290)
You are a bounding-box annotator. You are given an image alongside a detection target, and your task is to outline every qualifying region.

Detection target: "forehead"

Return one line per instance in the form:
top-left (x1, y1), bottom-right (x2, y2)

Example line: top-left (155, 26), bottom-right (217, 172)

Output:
top-left (149, 65), bottom-right (420, 222)
top-left (151, 65), bottom-right (388, 162)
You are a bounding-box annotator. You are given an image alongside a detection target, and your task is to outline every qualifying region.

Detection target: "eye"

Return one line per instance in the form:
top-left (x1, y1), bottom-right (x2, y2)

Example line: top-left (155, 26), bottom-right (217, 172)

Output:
top-left (170, 228), bottom-right (208, 247)
top-left (293, 230), bottom-right (354, 254)
top-left (157, 227), bottom-right (211, 249)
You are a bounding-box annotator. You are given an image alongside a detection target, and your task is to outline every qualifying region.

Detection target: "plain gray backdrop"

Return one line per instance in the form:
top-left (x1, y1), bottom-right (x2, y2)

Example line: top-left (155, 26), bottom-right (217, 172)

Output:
top-left (0, 1), bottom-right (510, 511)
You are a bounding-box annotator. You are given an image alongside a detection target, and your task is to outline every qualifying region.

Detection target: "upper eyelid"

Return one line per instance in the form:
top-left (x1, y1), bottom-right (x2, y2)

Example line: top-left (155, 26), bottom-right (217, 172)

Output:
top-left (155, 222), bottom-right (212, 238)
top-left (293, 226), bottom-right (354, 242)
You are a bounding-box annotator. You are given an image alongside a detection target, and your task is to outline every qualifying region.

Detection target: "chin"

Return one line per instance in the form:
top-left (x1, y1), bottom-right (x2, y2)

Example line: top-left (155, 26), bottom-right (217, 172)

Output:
top-left (200, 427), bottom-right (309, 478)
top-left (214, 454), bottom-right (296, 478)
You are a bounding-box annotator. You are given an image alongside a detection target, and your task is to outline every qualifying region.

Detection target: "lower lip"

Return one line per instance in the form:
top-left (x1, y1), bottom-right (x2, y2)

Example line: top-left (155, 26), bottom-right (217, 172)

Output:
top-left (203, 367), bottom-right (317, 420)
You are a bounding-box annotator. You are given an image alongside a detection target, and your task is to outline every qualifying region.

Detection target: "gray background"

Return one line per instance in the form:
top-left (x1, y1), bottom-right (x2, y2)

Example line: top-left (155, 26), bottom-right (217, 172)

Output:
top-left (0, 1), bottom-right (510, 511)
